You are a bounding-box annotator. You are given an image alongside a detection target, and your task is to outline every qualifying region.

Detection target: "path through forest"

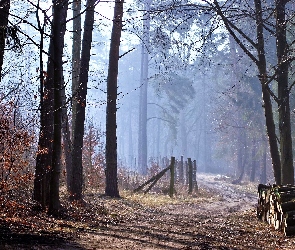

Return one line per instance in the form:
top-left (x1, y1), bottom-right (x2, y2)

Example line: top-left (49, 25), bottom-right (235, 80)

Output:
top-left (2, 173), bottom-right (295, 249)
top-left (75, 173), bottom-right (294, 249)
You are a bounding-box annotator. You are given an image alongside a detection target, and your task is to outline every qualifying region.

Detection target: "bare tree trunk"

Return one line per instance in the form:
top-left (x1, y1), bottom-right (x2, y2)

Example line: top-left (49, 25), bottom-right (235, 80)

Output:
top-left (128, 106), bottom-right (134, 169)
top-left (260, 135), bottom-right (267, 184)
top-left (138, 0), bottom-right (151, 175)
top-left (0, 0), bottom-right (10, 82)
top-left (276, 0), bottom-right (294, 185)
top-left (180, 111), bottom-right (187, 161)
top-left (105, 0), bottom-right (124, 197)
top-left (61, 93), bottom-right (72, 191)
top-left (68, 0), bottom-right (81, 192)
top-left (233, 130), bottom-right (247, 184)
top-left (212, 0), bottom-right (282, 185)
top-left (34, 22), bottom-right (55, 210)
top-left (71, 0), bottom-right (81, 129)
top-left (70, 0), bottom-right (96, 201)
top-left (48, 0), bottom-right (69, 216)
top-left (250, 138), bottom-right (257, 182)
top-left (254, 0), bottom-right (282, 185)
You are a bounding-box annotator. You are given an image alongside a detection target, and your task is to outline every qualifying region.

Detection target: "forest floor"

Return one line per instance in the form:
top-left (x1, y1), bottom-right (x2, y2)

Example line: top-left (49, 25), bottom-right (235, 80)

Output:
top-left (1, 173), bottom-right (295, 249)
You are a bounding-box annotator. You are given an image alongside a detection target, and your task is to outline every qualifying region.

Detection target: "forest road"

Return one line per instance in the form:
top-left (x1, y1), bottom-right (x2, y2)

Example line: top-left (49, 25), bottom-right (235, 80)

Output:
top-left (75, 173), bottom-right (295, 250)
top-left (3, 173), bottom-right (294, 250)
top-left (196, 173), bottom-right (257, 213)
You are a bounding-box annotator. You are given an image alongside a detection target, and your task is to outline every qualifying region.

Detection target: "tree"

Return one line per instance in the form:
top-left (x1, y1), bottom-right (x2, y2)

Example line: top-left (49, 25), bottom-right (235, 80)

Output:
top-left (0, 0), bottom-right (10, 82)
top-left (33, 0), bottom-right (68, 213)
top-left (205, 0), bottom-right (294, 185)
top-left (70, 0), bottom-right (96, 201)
top-left (65, 0), bottom-right (81, 192)
top-left (105, 0), bottom-right (124, 197)
top-left (34, 10), bottom-right (55, 209)
top-left (48, 0), bottom-right (69, 216)
top-left (275, 0), bottom-right (294, 185)
top-left (138, 0), bottom-right (152, 175)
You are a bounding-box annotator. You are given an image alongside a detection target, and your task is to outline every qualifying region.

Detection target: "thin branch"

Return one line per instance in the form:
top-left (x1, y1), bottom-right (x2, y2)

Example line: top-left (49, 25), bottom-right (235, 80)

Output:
top-left (205, 0), bottom-right (259, 65)
top-left (147, 116), bottom-right (175, 124)
top-left (119, 47), bottom-right (135, 58)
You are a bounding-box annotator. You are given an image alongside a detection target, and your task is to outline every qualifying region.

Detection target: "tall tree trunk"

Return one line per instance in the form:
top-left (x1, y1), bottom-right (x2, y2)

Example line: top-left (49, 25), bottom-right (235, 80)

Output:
top-left (72, 0), bottom-right (81, 128)
top-left (180, 111), bottom-right (187, 160)
top-left (250, 138), bottom-right (257, 182)
top-left (63, 0), bottom-right (82, 194)
top-left (128, 106), bottom-right (134, 169)
top-left (105, 0), bottom-right (124, 197)
top-left (212, 0), bottom-right (286, 184)
top-left (61, 91), bottom-right (72, 192)
top-left (254, 0), bottom-right (281, 185)
top-left (68, 0), bottom-right (81, 192)
top-left (0, 0), bottom-right (10, 82)
top-left (260, 135), bottom-right (267, 184)
top-left (47, 0), bottom-right (69, 216)
top-left (70, 0), bottom-right (96, 201)
top-left (34, 25), bottom-right (55, 210)
top-left (276, 0), bottom-right (294, 185)
top-left (138, 0), bottom-right (151, 175)
top-left (234, 130), bottom-right (247, 184)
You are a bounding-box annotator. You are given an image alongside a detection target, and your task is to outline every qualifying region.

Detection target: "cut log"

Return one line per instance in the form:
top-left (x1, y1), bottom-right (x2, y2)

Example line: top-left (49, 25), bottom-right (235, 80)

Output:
top-left (279, 201), bottom-right (295, 214)
top-left (277, 186), bottom-right (295, 192)
top-left (274, 211), bottom-right (282, 222)
top-left (274, 219), bottom-right (281, 230)
top-left (278, 192), bottom-right (295, 203)
top-left (258, 184), bottom-right (295, 236)
top-left (285, 210), bottom-right (295, 219)
top-left (258, 184), bottom-right (271, 193)
top-left (283, 225), bottom-right (295, 236)
top-left (284, 217), bottom-right (295, 227)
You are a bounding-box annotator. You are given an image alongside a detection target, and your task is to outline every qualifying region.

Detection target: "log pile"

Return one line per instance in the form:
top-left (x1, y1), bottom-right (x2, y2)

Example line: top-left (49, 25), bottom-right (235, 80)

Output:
top-left (257, 184), bottom-right (295, 236)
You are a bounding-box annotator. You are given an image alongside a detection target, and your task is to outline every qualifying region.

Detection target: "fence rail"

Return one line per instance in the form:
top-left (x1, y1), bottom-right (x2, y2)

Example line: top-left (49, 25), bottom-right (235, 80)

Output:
top-left (133, 156), bottom-right (198, 197)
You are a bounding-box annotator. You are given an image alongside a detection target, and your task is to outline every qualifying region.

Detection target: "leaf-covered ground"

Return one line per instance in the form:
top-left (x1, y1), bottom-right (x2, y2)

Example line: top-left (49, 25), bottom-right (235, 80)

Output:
top-left (1, 174), bottom-right (295, 249)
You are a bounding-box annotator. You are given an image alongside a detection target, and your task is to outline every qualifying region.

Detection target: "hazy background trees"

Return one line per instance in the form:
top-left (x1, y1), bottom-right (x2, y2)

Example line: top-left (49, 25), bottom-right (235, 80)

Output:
top-left (1, 0), bottom-right (295, 214)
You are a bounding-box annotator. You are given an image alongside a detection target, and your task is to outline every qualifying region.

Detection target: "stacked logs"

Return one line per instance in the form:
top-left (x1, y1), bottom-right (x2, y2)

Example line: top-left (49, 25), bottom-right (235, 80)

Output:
top-left (257, 184), bottom-right (295, 236)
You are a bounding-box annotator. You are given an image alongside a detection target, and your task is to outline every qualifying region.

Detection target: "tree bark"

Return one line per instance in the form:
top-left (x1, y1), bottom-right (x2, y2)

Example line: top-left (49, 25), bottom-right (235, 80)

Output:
top-left (68, 0), bottom-right (81, 192)
top-left (48, 0), bottom-right (68, 216)
top-left (105, 0), bottom-right (124, 197)
top-left (34, 22), bottom-right (55, 210)
top-left (260, 135), bottom-right (267, 184)
top-left (0, 0), bottom-right (10, 82)
top-left (276, 0), bottom-right (294, 185)
top-left (254, 0), bottom-right (282, 185)
top-left (70, 0), bottom-right (96, 201)
top-left (61, 91), bottom-right (72, 192)
top-left (62, 0), bottom-right (82, 195)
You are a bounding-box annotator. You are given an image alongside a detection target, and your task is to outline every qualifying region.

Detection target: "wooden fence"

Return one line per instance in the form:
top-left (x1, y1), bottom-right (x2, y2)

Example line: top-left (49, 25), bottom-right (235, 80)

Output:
top-left (134, 156), bottom-right (198, 197)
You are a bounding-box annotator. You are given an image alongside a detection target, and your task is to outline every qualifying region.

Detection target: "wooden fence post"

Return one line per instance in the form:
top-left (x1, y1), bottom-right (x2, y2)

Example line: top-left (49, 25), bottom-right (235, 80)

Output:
top-left (169, 156), bottom-right (175, 198)
top-left (179, 155), bottom-right (184, 184)
top-left (185, 160), bottom-right (188, 185)
top-left (188, 158), bottom-right (193, 194)
top-left (193, 160), bottom-right (198, 192)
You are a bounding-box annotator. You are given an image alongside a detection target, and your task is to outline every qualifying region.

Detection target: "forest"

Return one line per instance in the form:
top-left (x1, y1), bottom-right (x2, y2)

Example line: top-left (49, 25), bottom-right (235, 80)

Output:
top-left (1, 0), bottom-right (295, 249)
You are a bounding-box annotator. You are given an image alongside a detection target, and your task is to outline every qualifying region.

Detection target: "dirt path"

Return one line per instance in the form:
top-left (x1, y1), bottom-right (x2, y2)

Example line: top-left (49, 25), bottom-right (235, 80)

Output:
top-left (2, 173), bottom-right (295, 249)
top-left (74, 174), bottom-right (294, 250)
top-left (196, 173), bottom-right (257, 213)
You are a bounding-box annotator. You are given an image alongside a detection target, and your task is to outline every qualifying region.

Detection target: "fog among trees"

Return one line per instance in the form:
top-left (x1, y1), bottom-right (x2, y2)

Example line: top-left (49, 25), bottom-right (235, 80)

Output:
top-left (1, 0), bottom-right (295, 212)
